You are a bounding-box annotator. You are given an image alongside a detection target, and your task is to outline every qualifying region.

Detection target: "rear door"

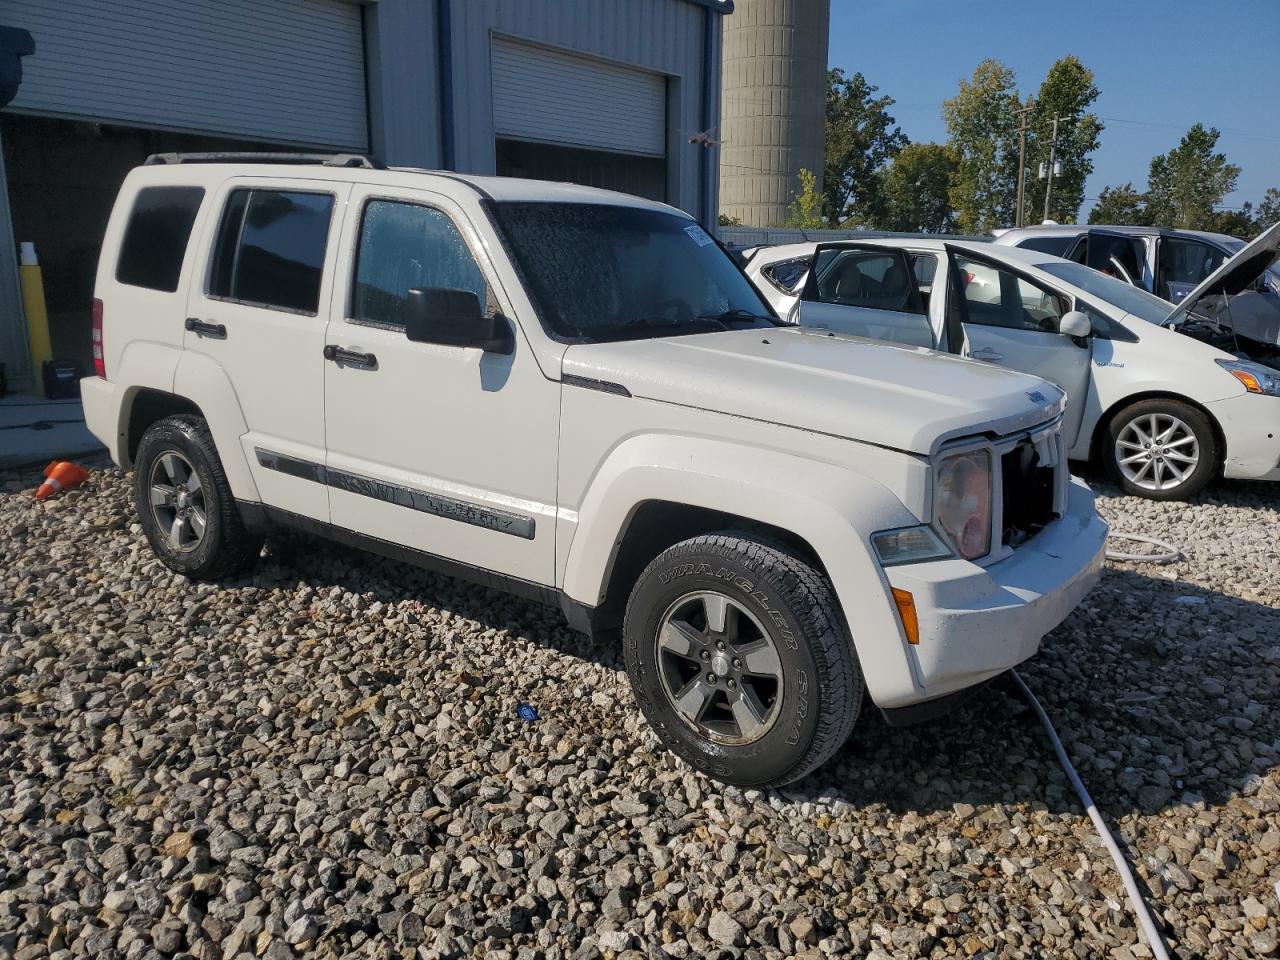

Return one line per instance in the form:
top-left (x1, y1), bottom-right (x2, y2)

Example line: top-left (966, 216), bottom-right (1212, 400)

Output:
top-left (183, 178), bottom-right (351, 521)
top-left (795, 244), bottom-right (935, 347)
top-left (1081, 229), bottom-right (1145, 286)
top-left (944, 245), bottom-right (1091, 445)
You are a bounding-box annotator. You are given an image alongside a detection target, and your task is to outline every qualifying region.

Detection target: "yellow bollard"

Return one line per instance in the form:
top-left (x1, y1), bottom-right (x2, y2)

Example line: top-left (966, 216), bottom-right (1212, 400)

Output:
top-left (19, 241), bottom-right (53, 374)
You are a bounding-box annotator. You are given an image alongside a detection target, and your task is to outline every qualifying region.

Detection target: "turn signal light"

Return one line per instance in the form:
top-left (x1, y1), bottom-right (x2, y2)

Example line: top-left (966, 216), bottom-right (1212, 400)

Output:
top-left (891, 588), bottom-right (920, 645)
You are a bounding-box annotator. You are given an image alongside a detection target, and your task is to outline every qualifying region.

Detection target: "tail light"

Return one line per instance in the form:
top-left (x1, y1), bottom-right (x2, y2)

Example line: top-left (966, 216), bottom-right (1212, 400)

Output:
top-left (91, 298), bottom-right (106, 378)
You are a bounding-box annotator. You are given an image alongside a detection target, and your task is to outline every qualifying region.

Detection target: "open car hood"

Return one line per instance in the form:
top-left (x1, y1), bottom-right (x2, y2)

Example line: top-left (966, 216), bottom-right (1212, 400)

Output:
top-left (1163, 221), bottom-right (1280, 338)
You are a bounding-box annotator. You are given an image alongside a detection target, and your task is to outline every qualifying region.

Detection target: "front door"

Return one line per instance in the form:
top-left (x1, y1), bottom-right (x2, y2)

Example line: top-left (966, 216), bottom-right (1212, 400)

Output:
top-left (321, 186), bottom-right (558, 585)
top-left (795, 244), bottom-right (936, 348)
top-left (944, 246), bottom-right (1092, 446)
top-left (183, 178), bottom-right (350, 522)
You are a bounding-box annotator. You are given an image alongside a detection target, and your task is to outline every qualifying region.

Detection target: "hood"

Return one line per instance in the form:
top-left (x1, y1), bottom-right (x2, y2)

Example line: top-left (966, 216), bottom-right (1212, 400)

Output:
top-left (561, 328), bottom-right (1065, 456)
top-left (1164, 220), bottom-right (1280, 330)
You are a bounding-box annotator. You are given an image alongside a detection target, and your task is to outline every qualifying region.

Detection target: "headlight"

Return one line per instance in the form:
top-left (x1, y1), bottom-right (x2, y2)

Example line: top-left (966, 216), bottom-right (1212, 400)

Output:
top-left (934, 449), bottom-right (992, 561)
top-left (872, 525), bottom-right (953, 566)
top-left (1217, 358), bottom-right (1280, 397)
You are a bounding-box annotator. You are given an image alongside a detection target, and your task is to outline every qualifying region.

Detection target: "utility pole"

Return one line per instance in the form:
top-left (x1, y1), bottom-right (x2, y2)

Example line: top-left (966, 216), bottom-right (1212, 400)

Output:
top-left (1042, 114), bottom-right (1070, 223)
top-left (1014, 102), bottom-right (1035, 228)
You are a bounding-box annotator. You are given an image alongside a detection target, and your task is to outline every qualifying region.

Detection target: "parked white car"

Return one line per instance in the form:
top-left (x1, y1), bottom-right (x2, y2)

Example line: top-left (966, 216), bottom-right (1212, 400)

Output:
top-left (82, 154), bottom-right (1105, 787)
top-left (745, 226), bottom-right (1280, 500)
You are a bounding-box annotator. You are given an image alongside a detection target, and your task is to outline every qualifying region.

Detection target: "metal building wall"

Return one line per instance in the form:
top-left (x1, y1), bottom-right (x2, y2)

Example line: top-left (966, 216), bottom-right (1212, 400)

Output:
top-left (446, 0), bottom-right (719, 223)
top-left (719, 0), bottom-right (829, 227)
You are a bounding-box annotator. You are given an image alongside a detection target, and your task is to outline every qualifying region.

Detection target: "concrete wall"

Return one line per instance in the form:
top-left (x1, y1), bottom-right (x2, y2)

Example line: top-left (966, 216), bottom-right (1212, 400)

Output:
top-left (719, 0), bottom-right (829, 227)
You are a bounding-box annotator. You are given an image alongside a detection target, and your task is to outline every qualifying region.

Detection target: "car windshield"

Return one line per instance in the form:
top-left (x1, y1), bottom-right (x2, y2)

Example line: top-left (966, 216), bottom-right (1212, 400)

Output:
top-left (488, 202), bottom-right (776, 341)
top-left (1036, 260), bottom-right (1172, 325)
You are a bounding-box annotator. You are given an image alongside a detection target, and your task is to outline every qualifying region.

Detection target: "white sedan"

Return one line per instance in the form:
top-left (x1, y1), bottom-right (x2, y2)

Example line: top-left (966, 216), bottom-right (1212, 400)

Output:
top-left (743, 226), bottom-right (1280, 500)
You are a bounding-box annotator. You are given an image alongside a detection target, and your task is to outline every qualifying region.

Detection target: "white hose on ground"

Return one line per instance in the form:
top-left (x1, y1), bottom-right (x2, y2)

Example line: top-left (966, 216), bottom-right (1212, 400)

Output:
top-left (1105, 532), bottom-right (1181, 564)
top-left (1010, 670), bottom-right (1173, 960)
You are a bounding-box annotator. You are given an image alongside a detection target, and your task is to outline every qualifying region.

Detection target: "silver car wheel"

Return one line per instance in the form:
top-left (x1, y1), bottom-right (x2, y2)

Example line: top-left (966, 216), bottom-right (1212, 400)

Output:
top-left (656, 591), bottom-right (784, 746)
top-left (148, 451), bottom-right (207, 553)
top-left (1115, 413), bottom-right (1199, 492)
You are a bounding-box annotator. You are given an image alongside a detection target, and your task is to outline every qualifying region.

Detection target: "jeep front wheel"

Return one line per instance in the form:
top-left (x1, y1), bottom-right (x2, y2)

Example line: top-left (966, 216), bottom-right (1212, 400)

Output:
top-left (622, 532), bottom-right (861, 787)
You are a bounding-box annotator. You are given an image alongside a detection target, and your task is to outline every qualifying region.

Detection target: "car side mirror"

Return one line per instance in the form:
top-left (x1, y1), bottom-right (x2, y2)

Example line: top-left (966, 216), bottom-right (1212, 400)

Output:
top-left (1058, 310), bottom-right (1092, 340)
top-left (404, 288), bottom-right (513, 354)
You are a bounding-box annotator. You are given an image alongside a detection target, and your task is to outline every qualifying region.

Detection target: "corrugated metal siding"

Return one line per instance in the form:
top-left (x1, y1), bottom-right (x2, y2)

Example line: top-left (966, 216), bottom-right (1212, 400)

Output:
top-left (8, 0), bottom-right (368, 150)
top-left (447, 0), bottom-right (710, 215)
top-left (492, 38), bottom-right (666, 157)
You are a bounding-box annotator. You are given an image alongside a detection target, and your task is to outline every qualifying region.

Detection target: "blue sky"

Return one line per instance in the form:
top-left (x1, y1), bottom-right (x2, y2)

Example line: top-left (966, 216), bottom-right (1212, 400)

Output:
top-left (827, 0), bottom-right (1280, 216)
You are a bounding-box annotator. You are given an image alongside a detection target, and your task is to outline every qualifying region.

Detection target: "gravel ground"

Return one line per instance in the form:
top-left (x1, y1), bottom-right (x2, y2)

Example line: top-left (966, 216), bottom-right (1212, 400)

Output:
top-left (1, 463), bottom-right (1277, 960)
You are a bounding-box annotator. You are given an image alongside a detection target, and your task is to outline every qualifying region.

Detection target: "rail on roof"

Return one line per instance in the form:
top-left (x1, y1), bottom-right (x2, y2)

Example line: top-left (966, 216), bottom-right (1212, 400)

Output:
top-left (143, 152), bottom-right (385, 169)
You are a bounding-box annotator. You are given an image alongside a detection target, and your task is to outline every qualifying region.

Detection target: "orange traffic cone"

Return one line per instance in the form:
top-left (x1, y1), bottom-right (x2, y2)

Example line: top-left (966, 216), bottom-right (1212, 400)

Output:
top-left (34, 460), bottom-right (90, 501)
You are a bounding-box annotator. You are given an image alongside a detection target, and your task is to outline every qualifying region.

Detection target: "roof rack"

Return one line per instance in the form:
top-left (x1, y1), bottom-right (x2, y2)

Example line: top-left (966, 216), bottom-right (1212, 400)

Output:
top-left (143, 152), bottom-right (385, 169)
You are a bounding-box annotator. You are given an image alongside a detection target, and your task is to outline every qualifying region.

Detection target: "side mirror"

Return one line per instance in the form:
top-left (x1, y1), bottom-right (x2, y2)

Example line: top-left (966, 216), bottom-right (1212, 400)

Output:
top-left (404, 288), bottom-right (513, 354)
top-left (1058, 310), bottom-right (1092, 339)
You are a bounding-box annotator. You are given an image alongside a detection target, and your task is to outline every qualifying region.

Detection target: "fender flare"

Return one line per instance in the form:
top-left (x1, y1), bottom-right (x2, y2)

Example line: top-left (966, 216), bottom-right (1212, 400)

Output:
top-left (171, 351), bottom-right (260, 502)
top-left (561, 434), bottom-right (925, 704)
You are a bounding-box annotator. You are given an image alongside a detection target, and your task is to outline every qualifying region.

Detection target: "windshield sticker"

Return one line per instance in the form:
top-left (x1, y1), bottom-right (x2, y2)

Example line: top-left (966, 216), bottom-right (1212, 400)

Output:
top-left (684, 224), bottom-right (715, 248)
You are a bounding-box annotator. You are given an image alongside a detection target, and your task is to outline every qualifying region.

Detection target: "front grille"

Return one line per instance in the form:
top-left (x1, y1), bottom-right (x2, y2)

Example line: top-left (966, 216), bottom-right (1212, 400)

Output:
top-left (1001, 439), bottom-right (1057, 547)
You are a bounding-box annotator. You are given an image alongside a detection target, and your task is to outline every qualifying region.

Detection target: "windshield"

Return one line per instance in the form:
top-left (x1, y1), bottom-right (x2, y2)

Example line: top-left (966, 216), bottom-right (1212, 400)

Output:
top-left (1036, 260), bottom-right (1171, 324)
top-left (488, 202), bottom-right (775, 341)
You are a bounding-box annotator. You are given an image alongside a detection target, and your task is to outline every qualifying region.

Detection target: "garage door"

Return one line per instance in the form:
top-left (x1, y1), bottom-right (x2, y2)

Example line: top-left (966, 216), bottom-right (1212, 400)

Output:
top-left (492, 38), bottom-right (666, 158)
top-left (7, 0), bottom-right (367, 150)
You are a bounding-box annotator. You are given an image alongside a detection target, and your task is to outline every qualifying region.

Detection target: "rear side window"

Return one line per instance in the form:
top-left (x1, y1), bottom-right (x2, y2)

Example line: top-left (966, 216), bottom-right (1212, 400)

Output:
top-left (209, 188), bottom-right (334, 315)
top-left (115, 186), bottom-right (205, 292)
top-left (761, 257), bottom-right (810, 293)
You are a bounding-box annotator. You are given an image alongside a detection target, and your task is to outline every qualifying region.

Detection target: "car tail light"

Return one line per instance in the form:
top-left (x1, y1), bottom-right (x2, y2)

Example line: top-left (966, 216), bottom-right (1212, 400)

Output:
top-left (91, 298), bottom-right (106, 378)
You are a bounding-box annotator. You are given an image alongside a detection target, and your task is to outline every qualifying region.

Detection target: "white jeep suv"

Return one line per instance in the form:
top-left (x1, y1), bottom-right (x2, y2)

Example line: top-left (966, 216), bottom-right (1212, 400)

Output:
top-left (81, 154), bottom-right (1107, 786)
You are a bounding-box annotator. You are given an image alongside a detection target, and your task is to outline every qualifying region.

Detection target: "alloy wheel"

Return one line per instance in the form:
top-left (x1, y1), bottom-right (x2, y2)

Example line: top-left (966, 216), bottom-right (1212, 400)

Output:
top-left (148, 451), bottom-right (207, 553)
top-left (656, 591), bottom-right (784, 745)
top-left (1114, 413), bottom-right (1199, 492)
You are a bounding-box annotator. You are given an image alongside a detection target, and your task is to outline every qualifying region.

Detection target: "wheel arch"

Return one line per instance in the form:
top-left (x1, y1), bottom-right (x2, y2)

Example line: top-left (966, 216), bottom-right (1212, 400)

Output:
top-left (591, 499), bottom-right (827, 635)
top-left (1090, 390), bottom-right (1225, 469)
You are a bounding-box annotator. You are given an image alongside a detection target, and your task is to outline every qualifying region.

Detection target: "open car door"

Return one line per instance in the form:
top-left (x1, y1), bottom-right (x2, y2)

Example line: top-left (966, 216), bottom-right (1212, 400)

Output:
top-left (1072, 229), bottom-right (1144, 286)
top-left (795, 243), bottom-right (935, 348)
top-left (944, 244), bottom-right (1092, 447)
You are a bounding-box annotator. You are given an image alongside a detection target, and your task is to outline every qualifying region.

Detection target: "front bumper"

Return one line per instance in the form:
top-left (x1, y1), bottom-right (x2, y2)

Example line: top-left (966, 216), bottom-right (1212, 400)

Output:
top-left (1204, 391), bottom-right (1280, 481)
top-left (878, 476), bottom-right (1106, 708)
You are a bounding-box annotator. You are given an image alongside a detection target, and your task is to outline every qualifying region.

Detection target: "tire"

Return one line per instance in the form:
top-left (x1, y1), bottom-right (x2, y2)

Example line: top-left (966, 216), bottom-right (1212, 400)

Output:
top-left (134, 415), bottom-right (262, 579)
top-left (1104, 399), bottom-right (1218, 501)
top-left (622, 532), bottom-right (861, 787)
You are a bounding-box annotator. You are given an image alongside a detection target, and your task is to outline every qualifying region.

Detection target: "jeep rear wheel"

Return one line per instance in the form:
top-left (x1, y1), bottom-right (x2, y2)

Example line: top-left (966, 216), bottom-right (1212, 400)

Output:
top-left (134, 415), bottom-right (262, 579)
top-left (623, 532), bottom-right (861, 786)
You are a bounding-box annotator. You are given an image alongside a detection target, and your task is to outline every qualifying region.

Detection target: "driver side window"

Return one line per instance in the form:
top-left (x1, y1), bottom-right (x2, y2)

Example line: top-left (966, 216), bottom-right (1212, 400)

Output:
top-left (955, 256), bottom-right (1066, 333)
top-left (351, 200), bottom-right (490, 327)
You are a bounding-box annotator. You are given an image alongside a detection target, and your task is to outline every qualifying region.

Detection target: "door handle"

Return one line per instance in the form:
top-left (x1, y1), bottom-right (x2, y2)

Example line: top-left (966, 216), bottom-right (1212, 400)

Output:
top-left (184, 317), bottom-right (227, 338)
top-left (969, 347), bottom-right (1003, 362)
top-left (323, 344), bottom-right (378, 369)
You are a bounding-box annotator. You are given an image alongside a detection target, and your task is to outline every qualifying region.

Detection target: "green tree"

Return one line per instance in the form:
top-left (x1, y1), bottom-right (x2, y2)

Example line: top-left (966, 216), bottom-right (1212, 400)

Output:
top-left (943, 59), bottom-right (1020, 233)
top-left (1022, 56), bottom-right (1104, 223)
top-left (1209, 203), bottom-right (1257, 238)
top-left (785, 168), bottom-right (825, 229)
top-left (1144, 124), bottom-right (1241, 229)
top-left (1256, 187), bottom-right (1280, 229)
top-left (823, 69), bottom-right (908, 226)
top-left (877, 143), bottom-right (958, 233)
top-left (1087, 183), bottom-right (1148, 225)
